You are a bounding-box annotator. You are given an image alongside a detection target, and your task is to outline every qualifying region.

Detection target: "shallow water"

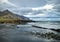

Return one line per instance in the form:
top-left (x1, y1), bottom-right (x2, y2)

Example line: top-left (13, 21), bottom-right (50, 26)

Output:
top-left (0, 21), bottom-right (60, 42)
top-left (28, 21), bottom-right (60, 29)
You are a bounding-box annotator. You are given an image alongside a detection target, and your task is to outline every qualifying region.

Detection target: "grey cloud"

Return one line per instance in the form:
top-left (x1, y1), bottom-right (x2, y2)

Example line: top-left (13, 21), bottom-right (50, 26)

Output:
top-left (46, 0), bottom-right (60, 5)
top-left (10, 0), bottom-right (47, 7)
top-left (53, 5), bottom-right (60, 12)
top-left (10, 8), bottom-right (44, 15)
top-left (46, 0), bottom-right (60, 13)
top-left (20, 9), bottom-right (44, 15)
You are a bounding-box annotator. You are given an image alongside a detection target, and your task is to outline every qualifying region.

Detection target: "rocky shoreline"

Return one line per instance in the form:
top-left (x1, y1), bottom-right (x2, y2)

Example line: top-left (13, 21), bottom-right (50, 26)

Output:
top-left (30, 32), bottom-right (60, 40)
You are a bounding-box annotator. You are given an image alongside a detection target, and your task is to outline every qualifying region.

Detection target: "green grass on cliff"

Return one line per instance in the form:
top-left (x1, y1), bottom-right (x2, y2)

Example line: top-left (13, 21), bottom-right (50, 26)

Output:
top-left (0, 16), bottom-right (21, 24)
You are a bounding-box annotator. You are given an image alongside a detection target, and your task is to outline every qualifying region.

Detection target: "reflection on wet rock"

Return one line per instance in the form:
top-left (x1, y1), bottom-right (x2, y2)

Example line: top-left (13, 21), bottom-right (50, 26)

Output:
top-left (30, 32), bottom-right (60, 40)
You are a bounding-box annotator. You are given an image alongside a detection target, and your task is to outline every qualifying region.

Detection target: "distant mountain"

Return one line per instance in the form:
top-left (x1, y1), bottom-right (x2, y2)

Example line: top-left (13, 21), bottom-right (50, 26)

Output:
top-left (0, 10), bottom-right (30, 20)
top-left (0, 10), bottom-right (32, 24)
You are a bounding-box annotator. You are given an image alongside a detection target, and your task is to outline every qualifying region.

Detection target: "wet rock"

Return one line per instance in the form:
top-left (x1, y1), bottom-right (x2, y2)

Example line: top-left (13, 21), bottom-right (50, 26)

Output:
top-left (31, 32), bottom-right (60, 40)
top-left (51, 29), bottom-right (60, 32)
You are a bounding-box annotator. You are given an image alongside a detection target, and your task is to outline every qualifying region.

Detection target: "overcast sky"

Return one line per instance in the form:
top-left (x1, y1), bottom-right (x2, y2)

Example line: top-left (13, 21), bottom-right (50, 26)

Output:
top-left (0, 0), bottom-right (60, 21)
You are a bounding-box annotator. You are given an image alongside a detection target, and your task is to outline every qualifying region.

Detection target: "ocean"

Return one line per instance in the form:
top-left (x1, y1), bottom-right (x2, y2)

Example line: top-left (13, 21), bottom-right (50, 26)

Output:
top-left (0, 21), bottom-right (60, 42)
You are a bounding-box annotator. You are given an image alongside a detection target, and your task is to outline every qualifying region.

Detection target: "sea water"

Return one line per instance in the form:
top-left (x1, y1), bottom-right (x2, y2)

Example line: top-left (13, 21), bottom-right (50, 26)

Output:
top-left (0, 21), bottom-right (60, 42)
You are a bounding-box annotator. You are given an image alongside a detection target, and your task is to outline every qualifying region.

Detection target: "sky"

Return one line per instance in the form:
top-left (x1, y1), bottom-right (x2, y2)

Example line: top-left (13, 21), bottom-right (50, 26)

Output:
top-left (0, 0), bottom-right (60, 21)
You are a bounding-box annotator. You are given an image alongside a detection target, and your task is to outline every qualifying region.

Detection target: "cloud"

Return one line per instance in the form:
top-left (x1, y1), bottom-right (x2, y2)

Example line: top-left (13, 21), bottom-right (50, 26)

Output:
top-left (0, 0), bottom-right (8, 4)
top-left (53, 4), bottom-right (60, 13)
top-left (10, 0), bottom-right (47, 7)
top-left (24, 13), bottom-right (46, 17)
top-left (24, 11), bottom-right (60, 18)
top-left (0, 0), bottom-right (60, 21)
top-left (46, 0), bottom-right (60, 13)
top-left (46, 0), bottom-right (60, 5)
top-left (32, 4), bottom-right (54, 11)
top-left (28, 16), bottom-right (60, 21)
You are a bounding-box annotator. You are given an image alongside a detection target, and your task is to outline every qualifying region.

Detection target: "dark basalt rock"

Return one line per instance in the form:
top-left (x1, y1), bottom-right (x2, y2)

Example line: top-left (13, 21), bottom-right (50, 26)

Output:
top-left (30, 32), bottom-right (60, 40)
top-left (32, 25), bottom-right (60, 32)
top-left (32, 25), bottom-right (47, 29)
top-left (51, 29), bottom-right (60, 32)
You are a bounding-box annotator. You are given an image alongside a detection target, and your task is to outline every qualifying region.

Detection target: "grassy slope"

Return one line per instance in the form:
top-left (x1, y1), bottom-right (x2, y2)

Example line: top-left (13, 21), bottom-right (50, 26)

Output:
top-left (0, 14), bottom-right (21, 24)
